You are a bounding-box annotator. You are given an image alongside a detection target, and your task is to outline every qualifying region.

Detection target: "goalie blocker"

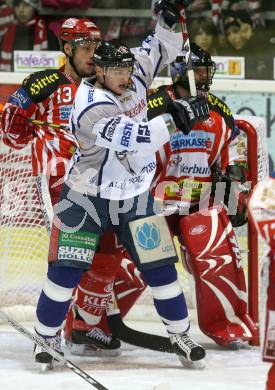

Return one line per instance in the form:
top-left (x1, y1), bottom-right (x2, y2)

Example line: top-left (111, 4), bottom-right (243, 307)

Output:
top-left (178, 205), bottom-right (258, 346)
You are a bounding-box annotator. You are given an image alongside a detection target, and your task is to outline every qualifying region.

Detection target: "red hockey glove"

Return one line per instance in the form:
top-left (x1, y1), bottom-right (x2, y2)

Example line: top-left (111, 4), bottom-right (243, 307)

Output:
top-left (1, 104), bottom-right (34, 146)
top-left (116, 257), bottom-right (146, 290)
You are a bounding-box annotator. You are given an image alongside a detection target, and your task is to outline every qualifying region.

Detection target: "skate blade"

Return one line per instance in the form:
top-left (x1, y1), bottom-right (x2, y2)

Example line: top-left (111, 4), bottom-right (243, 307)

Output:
top-left (39, 361), bottom-right (53, 372)
top-left (153, 383), bottom-right (171, 389)
top-left (68, 343), bottom-right (121, 357)
top-left (179, 356), bottom-right (205, 369)
top-left (226, 341), bottom-right (248, 350)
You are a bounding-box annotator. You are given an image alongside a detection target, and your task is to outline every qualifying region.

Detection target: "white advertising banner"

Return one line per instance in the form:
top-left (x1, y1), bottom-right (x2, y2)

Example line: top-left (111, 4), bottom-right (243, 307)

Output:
top-left (212, 56), bottom-right (245, 79)
top-left (13, 51), bottom-right (65, 73)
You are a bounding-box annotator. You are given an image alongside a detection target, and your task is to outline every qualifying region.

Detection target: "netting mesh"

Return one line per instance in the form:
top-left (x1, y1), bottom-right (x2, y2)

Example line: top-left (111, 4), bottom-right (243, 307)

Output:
top-left (0, 141), bottom-right (48, 321)
top-left (0, 115), bottom-right (269, 323)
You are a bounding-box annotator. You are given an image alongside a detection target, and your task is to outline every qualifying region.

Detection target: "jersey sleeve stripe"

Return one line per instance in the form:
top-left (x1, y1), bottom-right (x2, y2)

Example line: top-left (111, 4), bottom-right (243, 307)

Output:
top-left (133, 74), bottom-right (147, 90)
top-left (153, 43), bottom-right (162, 78)
top-left (77, 101), bottom-right (115, 127)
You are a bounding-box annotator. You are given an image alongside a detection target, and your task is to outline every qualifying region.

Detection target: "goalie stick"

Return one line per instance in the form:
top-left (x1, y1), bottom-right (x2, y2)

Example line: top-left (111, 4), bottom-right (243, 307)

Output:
top-left (0, 311), bottom-right (109, 390)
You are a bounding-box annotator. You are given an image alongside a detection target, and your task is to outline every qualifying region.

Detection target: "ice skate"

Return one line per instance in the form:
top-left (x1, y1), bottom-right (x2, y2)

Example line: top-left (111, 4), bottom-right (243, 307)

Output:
top-left (170, 333), bottom-right (206, 369)
top-left (33, 331), bottom-right (63, 369)
top-left (66, 319), bottom-right (121, 357)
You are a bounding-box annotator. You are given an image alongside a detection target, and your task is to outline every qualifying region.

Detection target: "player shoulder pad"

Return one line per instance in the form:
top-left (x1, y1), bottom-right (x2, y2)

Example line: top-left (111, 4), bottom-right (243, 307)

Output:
top-left (147, 84), bottom-right (173, 120)
top-left (74, 81), bottom-right (119, 120)
top-left (22, 69), bottom-right (71, 103)
top-left (207, 93), bottom-right (234, 130)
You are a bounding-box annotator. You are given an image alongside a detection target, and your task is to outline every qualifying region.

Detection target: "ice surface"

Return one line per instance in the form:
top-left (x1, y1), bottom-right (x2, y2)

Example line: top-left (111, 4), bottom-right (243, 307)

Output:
top-left (0, 320), bottom-right (270, 390)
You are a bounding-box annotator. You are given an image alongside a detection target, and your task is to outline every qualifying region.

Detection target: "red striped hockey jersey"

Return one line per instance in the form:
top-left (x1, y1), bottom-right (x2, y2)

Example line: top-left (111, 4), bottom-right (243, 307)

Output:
top-left (2, 67), bottom-right (79, 176)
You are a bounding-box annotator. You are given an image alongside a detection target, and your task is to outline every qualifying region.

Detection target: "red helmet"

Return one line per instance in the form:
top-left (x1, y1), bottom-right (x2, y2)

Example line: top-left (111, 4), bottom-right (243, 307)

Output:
top-left (60, 18), bottom-right (101, 42)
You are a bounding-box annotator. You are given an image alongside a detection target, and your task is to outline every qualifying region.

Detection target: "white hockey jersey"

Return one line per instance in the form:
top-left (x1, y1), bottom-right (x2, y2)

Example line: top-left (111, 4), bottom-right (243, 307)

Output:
top-left (67, 22), bottom-right (183, 200)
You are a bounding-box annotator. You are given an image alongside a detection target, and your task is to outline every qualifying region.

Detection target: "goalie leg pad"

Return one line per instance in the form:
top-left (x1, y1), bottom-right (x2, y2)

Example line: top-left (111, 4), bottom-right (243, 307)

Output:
top-left (179, 205), bottom-right (258, 346)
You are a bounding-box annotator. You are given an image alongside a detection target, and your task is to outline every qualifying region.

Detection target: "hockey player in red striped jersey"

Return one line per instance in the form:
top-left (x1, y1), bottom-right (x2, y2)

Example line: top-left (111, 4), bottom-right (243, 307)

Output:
top-left (1, 17), bottom-right (101, 206)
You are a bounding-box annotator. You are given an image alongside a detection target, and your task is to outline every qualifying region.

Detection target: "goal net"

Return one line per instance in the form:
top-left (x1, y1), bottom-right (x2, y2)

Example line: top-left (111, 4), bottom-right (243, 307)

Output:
top-left (0, 79), bottom-right (269, 331)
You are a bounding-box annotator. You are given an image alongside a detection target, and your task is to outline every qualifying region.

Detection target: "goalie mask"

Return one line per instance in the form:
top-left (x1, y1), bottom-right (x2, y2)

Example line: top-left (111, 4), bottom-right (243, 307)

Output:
top-left (170, 43), bottom-right (216, 96)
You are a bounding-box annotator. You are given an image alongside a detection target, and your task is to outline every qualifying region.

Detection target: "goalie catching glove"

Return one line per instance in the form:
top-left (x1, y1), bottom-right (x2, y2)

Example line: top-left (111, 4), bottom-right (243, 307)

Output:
top-left (167, 96), bottom-right (209, 134)
top-left (154, 0), bottom-right (195, 27)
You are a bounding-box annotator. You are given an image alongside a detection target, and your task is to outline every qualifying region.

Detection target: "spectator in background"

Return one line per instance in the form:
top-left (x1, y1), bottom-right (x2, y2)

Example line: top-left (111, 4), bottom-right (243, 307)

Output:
top-left (186, 0), bottom-right (210, 14)
top-left (222, 10), bottom-right (273, 79)
top-left (189, 16), bottom-right (219, 55)
top-left (222, 1), bottom-right (265, 29)
top-left (222, 11), bottom-right (249, 53)
top-left (0, 0), bottom-right (13, 45)
top-left (0, 0), bottom-right (59, 71)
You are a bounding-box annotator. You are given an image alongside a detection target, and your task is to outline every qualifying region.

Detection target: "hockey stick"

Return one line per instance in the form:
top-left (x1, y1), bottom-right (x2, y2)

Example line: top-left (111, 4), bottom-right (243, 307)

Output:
top-left (108, 313), bottom-right (174, 353)
top-left (35, 175), bottom-right (54, 235)
top-left (0, 311), bottom-right (109, 390)
top-left (0, 112), bottom-right (69, 131)
top-left (30, 118), bottom-right (69, 131)
top-left (178, 5), bottom-right (197, 96)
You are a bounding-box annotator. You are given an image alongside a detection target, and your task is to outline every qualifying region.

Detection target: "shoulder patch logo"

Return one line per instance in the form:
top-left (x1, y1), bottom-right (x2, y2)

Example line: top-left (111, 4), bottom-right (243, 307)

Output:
top-left (29, 73), bottom-right (60, 96)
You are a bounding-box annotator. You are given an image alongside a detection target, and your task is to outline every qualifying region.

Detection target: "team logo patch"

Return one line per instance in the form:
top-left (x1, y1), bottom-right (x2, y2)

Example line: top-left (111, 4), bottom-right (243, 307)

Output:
top-left (100, 117), bottom-right (121, 142)
top-left (60, 105), bottom-right (72, 120)
top-left (57, 246), bottom-right (95, 263)
top-left (27, 73), bottom-right (60, 96)
top-left (129, 215), bottom-right (176, 265)
top-left (135, 222), bottom-right (160, 250)
top-left (189, 224), bottom-right (207, 235)
top-left (56, 230), bottom-right (99, 264)
top-left (10, 88), bottom-right (31, 109)
top-left (88, 89), bottom-right (94, 103)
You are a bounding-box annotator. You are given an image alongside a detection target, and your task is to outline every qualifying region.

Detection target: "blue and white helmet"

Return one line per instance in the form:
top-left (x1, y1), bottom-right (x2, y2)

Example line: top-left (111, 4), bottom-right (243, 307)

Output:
top-left (170, 42), bottom-right (216, 93)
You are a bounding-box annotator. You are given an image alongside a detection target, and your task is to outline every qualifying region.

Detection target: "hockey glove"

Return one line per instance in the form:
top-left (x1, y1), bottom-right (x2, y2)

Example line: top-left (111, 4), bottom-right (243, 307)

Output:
top-left (167, 96), bottom-right (209, 134)
top-left (1, 104), bottom-right (34, 146)
top-left (211, 164), bottom-right (249, 227)
top-left (154, 0), bottom-right (194, 28)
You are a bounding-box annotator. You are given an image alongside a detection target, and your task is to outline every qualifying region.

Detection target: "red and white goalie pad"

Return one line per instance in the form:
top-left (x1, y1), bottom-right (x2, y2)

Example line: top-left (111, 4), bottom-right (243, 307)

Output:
top-left (249, 177), bottom-right (275, 362)
top-left (179, 205), bottom-right (258, 346)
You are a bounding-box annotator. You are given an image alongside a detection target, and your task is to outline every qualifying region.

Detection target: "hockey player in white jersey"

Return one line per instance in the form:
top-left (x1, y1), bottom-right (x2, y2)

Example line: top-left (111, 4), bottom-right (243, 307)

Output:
top-left (34, 1), bottom-right (210, 369)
